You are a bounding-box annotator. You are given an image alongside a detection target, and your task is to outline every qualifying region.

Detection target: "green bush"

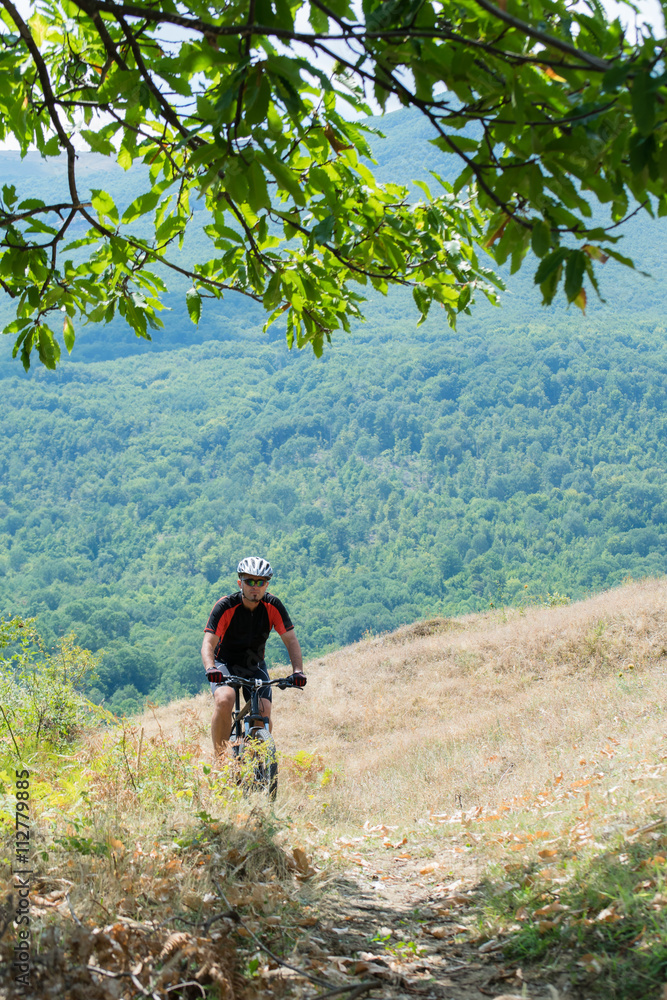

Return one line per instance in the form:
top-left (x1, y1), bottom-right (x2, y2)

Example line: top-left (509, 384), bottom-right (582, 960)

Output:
top-left (0, 617), bottom-right (107, 761)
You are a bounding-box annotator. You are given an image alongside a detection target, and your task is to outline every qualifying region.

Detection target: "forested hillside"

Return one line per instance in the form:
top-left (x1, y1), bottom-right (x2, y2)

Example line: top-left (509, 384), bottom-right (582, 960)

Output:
top-left (2, 313), bottom-right (667, 715)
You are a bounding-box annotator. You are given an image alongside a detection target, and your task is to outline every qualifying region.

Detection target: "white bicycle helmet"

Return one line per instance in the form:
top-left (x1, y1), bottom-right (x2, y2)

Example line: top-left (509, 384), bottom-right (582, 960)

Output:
top-left (237, 556), bottom-right (273, 579)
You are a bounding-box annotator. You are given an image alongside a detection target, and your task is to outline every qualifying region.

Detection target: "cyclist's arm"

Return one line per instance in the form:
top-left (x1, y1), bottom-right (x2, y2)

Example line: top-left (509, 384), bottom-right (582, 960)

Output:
top-left (280, 629), bottom-right (304, 674)
top-left (201, 632), bottom-right (218, 673)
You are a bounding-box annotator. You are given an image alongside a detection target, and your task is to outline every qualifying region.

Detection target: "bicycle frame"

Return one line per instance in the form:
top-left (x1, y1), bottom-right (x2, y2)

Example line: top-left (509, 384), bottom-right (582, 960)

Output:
top-left (230, 677), bottom-right (269, 751)
top-left (212, 673), bottom-right (301, 799)
top-left (219, 674), bottom-right (294, 755)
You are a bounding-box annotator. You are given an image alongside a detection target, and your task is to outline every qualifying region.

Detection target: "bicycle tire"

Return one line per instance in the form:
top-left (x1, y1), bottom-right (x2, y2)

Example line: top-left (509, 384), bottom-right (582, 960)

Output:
top-left (240, 728), bottom-right (278, 801)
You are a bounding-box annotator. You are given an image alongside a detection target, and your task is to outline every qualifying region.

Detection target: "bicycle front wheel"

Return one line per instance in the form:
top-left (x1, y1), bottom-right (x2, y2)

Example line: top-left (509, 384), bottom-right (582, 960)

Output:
top-left (241, 728), bottom-right (278, 801)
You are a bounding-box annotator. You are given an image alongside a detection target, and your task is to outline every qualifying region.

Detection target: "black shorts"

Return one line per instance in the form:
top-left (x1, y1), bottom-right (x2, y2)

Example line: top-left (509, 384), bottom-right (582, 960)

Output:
top-left (209, 660), bottom-right (272, 703)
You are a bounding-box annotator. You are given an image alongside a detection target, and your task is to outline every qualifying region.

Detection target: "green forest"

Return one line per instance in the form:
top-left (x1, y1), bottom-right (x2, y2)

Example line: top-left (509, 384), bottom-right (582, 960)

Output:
top-left (2, 109), bottom-right (667, 716)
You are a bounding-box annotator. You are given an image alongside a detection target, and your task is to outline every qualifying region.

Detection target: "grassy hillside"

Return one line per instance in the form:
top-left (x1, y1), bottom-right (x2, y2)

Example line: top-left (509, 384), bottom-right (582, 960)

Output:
top-left (270, 577), bottom-right (667, 822)
top-left (146, 578), bottom-right (667, 998)
top-left (6, 583), bottom-right (667, 998)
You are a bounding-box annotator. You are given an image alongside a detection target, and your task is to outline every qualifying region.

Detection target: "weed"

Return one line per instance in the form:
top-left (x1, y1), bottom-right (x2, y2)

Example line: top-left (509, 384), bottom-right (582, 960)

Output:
top-left (482, 837), bottom-right (667, 998)
top-left (0, 617), bottom-right (106, 761)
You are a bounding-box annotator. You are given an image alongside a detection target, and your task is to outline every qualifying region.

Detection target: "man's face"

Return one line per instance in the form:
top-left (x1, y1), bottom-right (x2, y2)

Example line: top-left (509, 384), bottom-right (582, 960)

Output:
top-left (239, 576), bottom-right (269, 602)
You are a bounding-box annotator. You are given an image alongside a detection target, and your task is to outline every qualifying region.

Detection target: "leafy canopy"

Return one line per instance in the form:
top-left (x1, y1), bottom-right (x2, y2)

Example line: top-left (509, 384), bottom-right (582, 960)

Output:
top-left (0, 0), bottom-right (664, 368)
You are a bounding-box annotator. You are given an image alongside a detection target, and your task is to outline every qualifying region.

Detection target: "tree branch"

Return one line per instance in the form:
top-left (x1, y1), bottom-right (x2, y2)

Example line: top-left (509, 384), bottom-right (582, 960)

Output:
top-left (471, 0), bottom-right (610, 72)
top-left (113, 11), bottom-right (197, 144)
top-left (0, 0), bottom-right (81, 207)
top-left (0, 203), bottom-right (81, 227)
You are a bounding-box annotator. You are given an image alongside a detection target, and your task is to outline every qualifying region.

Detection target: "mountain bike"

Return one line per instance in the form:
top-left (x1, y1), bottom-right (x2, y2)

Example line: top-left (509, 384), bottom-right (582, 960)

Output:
top-left (209, 672), bottom-right (303, 800)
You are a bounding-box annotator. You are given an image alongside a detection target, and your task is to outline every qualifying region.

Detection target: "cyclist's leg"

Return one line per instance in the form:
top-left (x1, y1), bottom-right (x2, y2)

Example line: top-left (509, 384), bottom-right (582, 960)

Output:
top-left (259, 698), bottom-right (272, 731)
top-left (210, 662), bottom-right (236, 761)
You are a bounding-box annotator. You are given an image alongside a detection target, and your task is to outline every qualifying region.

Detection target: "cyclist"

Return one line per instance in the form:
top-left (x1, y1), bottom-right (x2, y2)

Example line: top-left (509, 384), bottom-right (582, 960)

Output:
top-left (201, 556), bottom-right (306, 761)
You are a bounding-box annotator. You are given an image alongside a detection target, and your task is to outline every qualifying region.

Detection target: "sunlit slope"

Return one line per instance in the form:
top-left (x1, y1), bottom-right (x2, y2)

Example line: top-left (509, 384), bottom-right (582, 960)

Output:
top-left (271, 578), bottom-right (667, 825)
top-left (144, 579), bottom-right (667, 831)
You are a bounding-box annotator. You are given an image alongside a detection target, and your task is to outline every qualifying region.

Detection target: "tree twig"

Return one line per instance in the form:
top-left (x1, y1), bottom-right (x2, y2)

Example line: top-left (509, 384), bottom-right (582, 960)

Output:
top-left (471, 0), bottom-right (609, 71)
top-left (212, 881), bottom-right (337, 989)
top-left (0, 706), bottom-right (20, 756)
top-left (312, 983), bottom-right (381, 1000)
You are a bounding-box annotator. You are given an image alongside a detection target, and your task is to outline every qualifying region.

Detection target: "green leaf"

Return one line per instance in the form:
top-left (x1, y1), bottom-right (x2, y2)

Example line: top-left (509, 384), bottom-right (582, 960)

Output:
top-left (631, 70), bottom-right (655, 136)
top-left (312, 215), bottom-right (335, 244)
top-left (325, 0), bottom-right (353, 16)
top-left (531, 220), bottom-right (551, 258)
top-left (534, 248), bottom-right (568, 286)
top-left (18, 198), bottom-right (45, 211)
top-left (118, 145), bottom-right (133, 171)
top-left (564, 250), bottom-right (586, 303)
top-left (36, 324), bottom-right (60, 370)
top-left (431, 134), bottom-right (479, 155)
top-left (122, 190), bottom-right (161, 225)
top-left (90, 189), bottom-right (119, 224)
top-left (63, 315), bottom-right (75, 354)
top-left (602, 61), bottom-right (631, 92)
top-left (258, 151), bottom-right (306, 206)
top-left (246, 160), bottom-right (271, 213)
top-left (308, 3), bottom-right (329, 32)
top-left (245, 75), bottom-right (271, 127)
top-left (458, 283), bottom-right (471, 311)
top-left (2, 184), bottom-right (17, 209)
top-left (186, 287), bottom-right (202, 325)
top-left (81, 129), bottom-right (116, 156)
top-left (412, 284), bottom-right (432, 324)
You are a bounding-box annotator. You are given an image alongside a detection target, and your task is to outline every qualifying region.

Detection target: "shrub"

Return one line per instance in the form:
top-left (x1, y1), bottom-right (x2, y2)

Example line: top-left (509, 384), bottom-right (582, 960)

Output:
top-left (0, 617), bottom-right (107, 761)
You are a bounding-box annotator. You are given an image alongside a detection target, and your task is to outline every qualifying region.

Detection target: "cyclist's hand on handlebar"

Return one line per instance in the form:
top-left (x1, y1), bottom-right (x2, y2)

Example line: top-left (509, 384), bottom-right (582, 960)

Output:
top-left (206, 668), bottom-right (224, 684)
top-left (277, 673), bottom-right (307, 689)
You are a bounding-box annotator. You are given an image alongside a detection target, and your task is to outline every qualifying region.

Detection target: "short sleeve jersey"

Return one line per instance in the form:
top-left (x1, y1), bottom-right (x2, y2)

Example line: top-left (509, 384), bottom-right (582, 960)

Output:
top-left (204, 592), bottom-right (294, 671)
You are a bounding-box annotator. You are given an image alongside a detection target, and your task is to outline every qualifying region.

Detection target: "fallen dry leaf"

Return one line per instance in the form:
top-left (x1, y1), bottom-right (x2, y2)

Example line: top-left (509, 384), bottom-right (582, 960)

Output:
top-left (479, 937), bottom-right (503, 953)
top-left (538, 919), bottom-right (557, 932)
top-left (491, 995), bottom-right (533, 1000)
top-left (427, 923), bottom-right (467, 939)
top-left (577, 953), bottom-right (603, 973)
top-left (491, 996), bottom-right (531, 1000)
top-left (534, 902), bottom-right (568, 917)
top-left (596, 906), bottom-right (620, 923)
top-left (291, 847), bottom-right (310, 874)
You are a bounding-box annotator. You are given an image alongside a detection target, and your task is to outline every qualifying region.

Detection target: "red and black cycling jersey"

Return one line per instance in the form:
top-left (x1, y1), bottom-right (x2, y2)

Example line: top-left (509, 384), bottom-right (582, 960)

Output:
top-left (204, 592), bottom-right (294, 671)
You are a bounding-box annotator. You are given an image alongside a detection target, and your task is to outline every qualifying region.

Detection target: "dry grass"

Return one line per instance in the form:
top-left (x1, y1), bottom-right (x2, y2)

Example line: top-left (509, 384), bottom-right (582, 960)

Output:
top-left (271, 578), bottom-right (667, 830)
top-left (135, 578), bottom-right (667, 841)
top-left (6, 580), bottom-right (667, 998)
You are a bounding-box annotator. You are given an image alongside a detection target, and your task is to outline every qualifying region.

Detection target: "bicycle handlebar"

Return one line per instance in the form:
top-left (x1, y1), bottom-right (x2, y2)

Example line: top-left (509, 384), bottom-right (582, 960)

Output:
top-left (207, 671), bottom-right (305, 689)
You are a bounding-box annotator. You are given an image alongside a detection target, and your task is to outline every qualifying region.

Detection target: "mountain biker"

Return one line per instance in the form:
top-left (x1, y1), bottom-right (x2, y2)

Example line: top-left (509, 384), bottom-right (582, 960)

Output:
top-left (201, 556), bottom-right (306, 761)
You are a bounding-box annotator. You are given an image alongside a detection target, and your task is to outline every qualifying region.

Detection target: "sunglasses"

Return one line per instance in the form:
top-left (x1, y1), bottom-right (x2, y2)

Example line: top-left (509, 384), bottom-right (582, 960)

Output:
top-left (242, 577), bottom-right (269, 587)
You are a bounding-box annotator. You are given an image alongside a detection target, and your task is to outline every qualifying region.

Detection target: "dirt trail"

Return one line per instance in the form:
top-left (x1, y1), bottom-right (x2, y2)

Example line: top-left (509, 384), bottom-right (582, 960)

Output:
top-left (274, 851), bottom-right (562, 1000)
